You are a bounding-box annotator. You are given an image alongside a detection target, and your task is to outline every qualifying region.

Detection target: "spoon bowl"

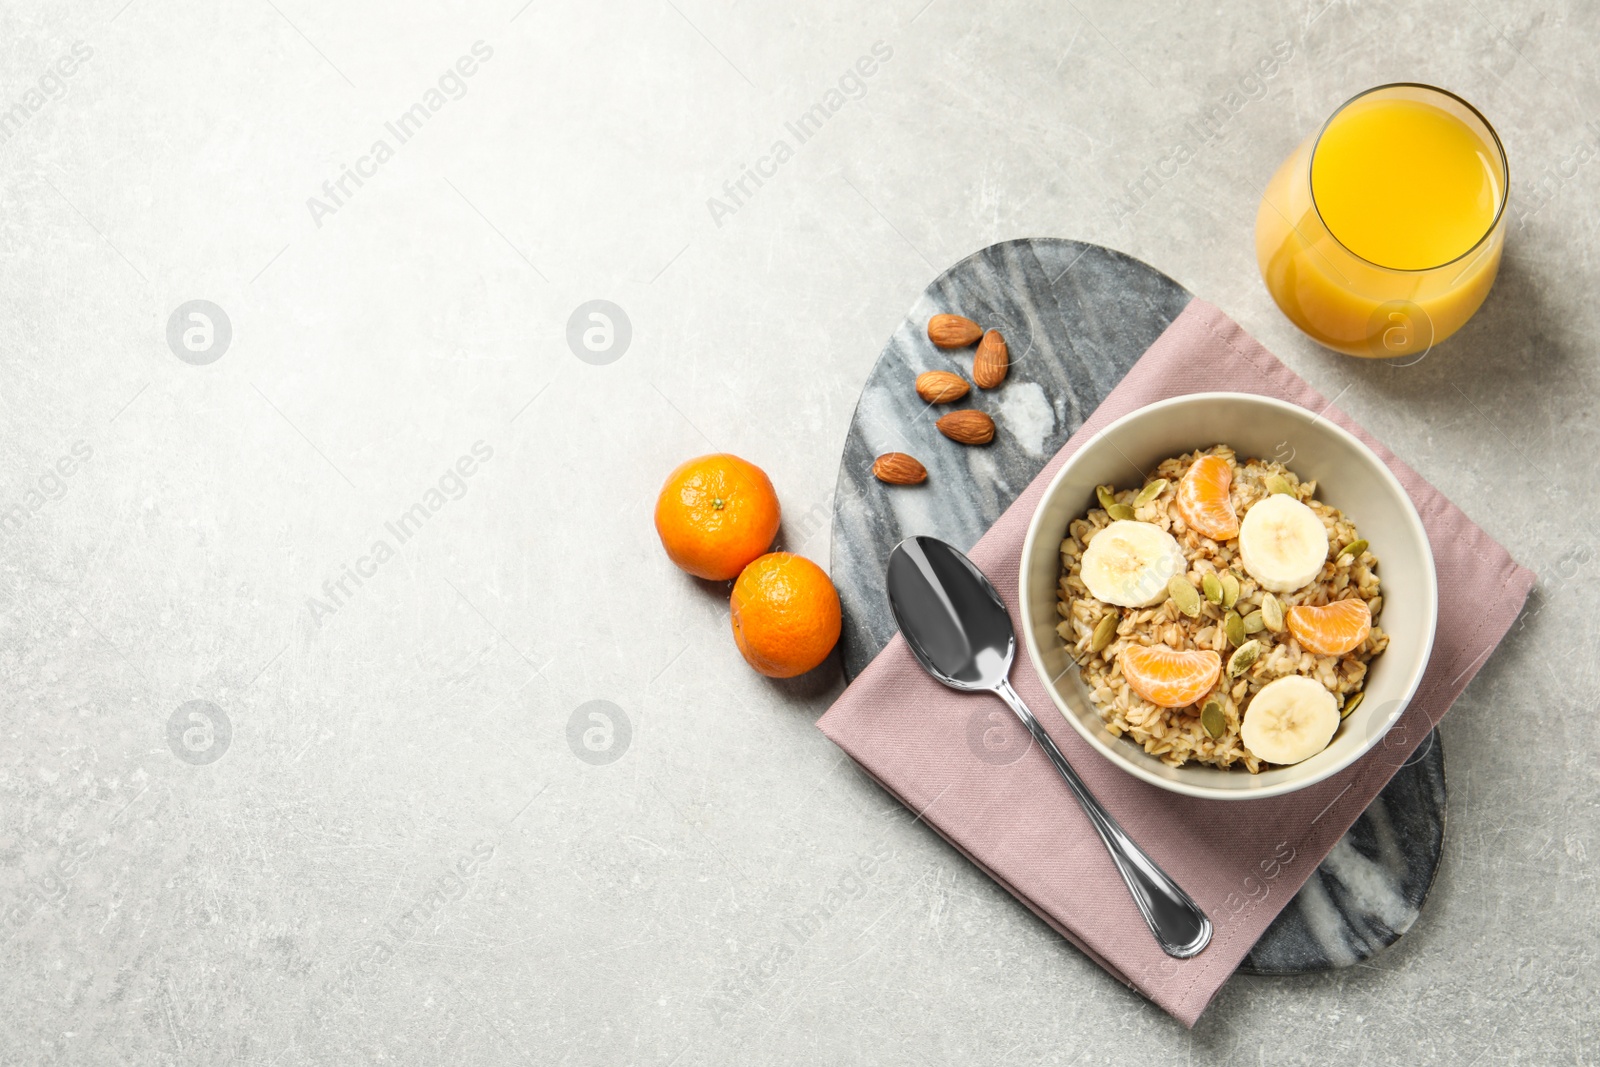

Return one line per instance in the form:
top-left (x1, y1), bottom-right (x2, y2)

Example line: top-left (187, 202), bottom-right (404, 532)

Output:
top-left (886, 535), bottom-right (1015, 691)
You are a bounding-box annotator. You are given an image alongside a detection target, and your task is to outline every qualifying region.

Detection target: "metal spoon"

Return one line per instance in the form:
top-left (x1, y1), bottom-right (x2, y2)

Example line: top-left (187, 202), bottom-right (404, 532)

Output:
top-left (886, 535), bottom-right (1212, 959)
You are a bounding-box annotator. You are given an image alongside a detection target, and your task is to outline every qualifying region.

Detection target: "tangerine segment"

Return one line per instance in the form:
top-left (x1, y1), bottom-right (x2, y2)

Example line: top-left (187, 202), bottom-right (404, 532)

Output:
top-left (654, 454), bottom-right (781, 581)
top-left (730, 553), bottom-right (841, 678)
top-left (1174, 454), bottom-right (1240, 541)
top-left (1118, 645), bottom-right (1222, 708)
top-left (1287, 598), bottom-right (1372, 656)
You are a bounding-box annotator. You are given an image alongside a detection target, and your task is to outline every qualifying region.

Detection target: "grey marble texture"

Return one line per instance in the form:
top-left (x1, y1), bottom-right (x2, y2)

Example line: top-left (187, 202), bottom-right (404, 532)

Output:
top-left (828, 237), bottom-right (1446, 975)
top-left (1241, 736), bottom-right (1448, 974)
top-left (831, 240), bottom-right (1190, 680)
top-left (2, 1), bottom-right (1596, 1064)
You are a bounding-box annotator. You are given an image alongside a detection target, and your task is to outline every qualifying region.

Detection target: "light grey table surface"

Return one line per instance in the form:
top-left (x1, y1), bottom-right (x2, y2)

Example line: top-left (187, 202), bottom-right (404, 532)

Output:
top-left (1, 2), bottom-right (1593, 1064)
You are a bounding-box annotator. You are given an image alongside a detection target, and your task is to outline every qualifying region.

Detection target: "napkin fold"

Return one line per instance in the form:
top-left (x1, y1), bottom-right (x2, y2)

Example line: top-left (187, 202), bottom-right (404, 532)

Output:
top-left (817, 298), bottom-right (1535, 1026)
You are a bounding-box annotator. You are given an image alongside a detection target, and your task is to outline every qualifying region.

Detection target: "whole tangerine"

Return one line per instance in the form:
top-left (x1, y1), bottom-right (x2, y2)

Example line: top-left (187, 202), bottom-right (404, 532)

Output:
top-left (729, 553), bottom-right (841, 679)
top-left (654, 454), bottom-right (781, 581)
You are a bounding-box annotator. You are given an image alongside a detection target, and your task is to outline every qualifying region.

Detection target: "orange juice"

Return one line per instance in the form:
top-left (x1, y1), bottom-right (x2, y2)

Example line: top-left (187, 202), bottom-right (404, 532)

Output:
top-left (1255, 84), bottom-right (1508, 358)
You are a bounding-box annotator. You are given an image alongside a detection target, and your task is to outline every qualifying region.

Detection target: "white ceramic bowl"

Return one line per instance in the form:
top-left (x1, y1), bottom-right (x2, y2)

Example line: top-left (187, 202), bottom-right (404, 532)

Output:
top-left (1018, 392), bottom-right (1438, 800)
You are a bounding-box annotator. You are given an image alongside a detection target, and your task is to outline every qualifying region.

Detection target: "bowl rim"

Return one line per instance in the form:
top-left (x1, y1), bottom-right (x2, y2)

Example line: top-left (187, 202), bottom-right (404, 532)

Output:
top-left (1017, 391), bottom-right (1439, 801)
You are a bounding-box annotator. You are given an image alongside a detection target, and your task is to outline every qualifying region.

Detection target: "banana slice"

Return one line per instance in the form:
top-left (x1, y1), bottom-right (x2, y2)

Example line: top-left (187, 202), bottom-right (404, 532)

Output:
top-left (1080, 520), bottom-right (1186, 608)
top-left (1238, 494), bottom-right (1329, 593)
top-left (1241, 675), bottom-right (1339, 765)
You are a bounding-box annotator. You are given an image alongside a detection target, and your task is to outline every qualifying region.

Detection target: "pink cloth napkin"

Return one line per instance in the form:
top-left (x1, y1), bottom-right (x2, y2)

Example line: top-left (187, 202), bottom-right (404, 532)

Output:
top-left (818, 298), bottom-right (1535, 1026)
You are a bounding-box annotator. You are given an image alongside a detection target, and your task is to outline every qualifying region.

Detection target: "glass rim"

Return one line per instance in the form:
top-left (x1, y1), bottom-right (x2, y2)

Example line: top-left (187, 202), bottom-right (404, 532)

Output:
top-left (1307, 82), bottom-right (1510, 275)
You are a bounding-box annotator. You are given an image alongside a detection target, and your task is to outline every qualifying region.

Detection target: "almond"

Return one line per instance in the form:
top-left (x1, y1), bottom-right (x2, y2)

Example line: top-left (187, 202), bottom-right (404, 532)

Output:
top-left (927, 314), bottom-right (983, 349)
top-left (972, 329), bottom-right (1008, 389)
top-left (872, 452), bottom-right (928, 485)
top-left (936, 409), bottom-right (996, 445)
top-left (915, 370), bottom-right (969, 404)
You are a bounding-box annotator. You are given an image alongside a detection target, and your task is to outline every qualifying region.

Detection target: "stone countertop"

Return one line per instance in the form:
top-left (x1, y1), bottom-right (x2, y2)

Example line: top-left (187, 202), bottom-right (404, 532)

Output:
top-left (1, 2), bottom-right (1592, 1064)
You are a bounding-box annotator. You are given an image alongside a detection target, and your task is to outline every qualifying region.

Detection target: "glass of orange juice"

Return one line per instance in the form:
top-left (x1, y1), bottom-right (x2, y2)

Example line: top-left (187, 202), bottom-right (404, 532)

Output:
top-left (1255, 83), bottom-right (1508, 358)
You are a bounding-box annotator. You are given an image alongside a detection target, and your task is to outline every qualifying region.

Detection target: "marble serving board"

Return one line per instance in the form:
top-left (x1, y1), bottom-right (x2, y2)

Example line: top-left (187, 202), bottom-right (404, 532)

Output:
top-left (827, 238), bottom-right (1445, 975)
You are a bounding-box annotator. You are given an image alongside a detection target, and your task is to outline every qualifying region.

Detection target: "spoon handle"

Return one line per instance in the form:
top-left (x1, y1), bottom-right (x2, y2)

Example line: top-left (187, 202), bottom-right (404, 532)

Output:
top-left (994, 678), bottom-right (1213, 959)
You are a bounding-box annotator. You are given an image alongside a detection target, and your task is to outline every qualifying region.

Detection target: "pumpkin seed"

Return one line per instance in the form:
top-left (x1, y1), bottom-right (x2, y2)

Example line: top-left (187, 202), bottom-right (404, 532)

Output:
top-left (1202, 573), bottom-right (1224, 604)
top-left (1338, 538), bottom-right (1368, 562)
top-left (1340, 691), bottom-right (1364, 720)
top-left (1201, 698), bottom-right (1226, 739)
top-left (1167, 576), bottom-right (1203, 618)
top-left (1220, 571), bottom-right (1241, 609)
top-left (1134, 478), bottom-right (1169, 507)
top-left (1090, 612), bottom-right (1118, 653)
top-left (1264, 473), bottom-right (1294, 496)
top-left (1106, 503), bottom-right (1136, 521)
top-left (1242, 610), bottom-right (1266, 634)
top-left (1224, 610), bottom-right (1246, 648)
top-left (1227, 639), bottom-right (1261, 677)
top-left (1095, 484), bottom-right (1117, 512)
top-left (1261, 593), bottom-right (1285, 632)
